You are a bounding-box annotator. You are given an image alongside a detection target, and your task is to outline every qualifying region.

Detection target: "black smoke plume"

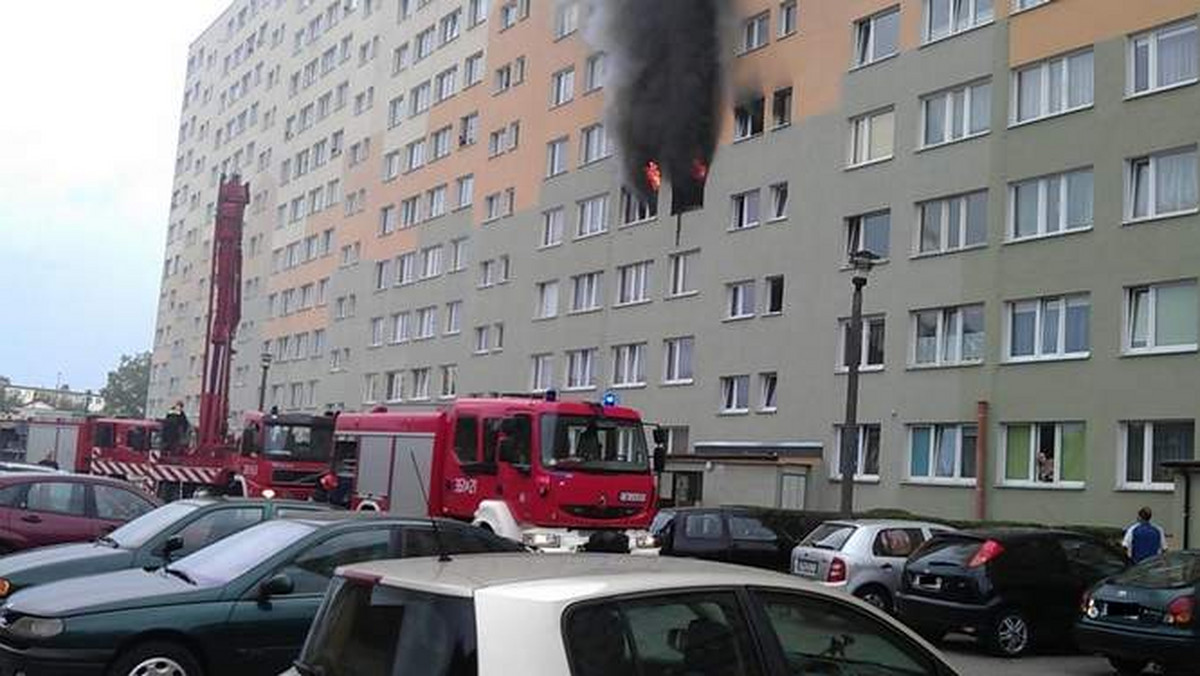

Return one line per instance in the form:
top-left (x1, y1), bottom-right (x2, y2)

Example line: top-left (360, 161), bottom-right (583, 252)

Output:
top-left (588, 0), bottom-right (731, 204)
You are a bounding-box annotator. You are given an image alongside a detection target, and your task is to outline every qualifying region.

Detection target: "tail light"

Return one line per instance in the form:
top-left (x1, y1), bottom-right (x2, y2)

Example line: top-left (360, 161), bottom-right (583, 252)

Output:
top-left (827, 557), bottom-right (848, 583)
top-left (1081, 590), bottom-right (1099, 619)
top-left (1165, 595), bottom-right (1195, 625)
top-left (968, 540), bottom-right (1004, 568)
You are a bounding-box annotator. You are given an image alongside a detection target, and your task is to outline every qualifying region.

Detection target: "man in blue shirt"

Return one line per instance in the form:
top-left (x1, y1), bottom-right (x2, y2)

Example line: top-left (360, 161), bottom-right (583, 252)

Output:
top-left (1123, 507), bottom-right (1167, 563)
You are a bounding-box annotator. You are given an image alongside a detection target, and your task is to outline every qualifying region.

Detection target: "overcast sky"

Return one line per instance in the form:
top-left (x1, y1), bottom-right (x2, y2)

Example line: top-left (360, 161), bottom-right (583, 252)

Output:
top-left (0, 1), bottom-right (231, 391)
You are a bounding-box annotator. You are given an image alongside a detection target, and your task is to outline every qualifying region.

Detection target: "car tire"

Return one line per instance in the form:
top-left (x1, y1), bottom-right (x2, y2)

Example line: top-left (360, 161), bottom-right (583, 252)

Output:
top-left (1106, 657), bottom-right (1148, 675)
top-left (985, 608), bottom-right (1033, 658)
top-left (108, 640), bottom-right (204, 676)
top-left (853, 585), bottom-right (893, 614)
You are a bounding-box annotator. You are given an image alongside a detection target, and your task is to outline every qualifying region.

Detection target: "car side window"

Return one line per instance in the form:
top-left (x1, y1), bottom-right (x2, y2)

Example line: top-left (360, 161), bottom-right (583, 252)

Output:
top-left (1061, 538), bottom-right (1128, 580)
top-left (729, 515), bottom-right (778, 542)
top-left (565, 591), bottom-right (763, 676)
top-left (753, 590), bottom-right (941, 675)
top-left (93, 485), bottom-right (156, 521)
top-left (684, 513), bottom-right (724, 540)
top-left (25, 482), bottom-right (86, 516)
top-left (0, 485), bottom-right (25, 508)
top-left (454, 415), bottom-right (480, 463)
top-left (280, 529), bottom-right (399, 595)
top-left (873, 529), bottom-right (926, 557)
top-left (275, 507), bottom-right (327, 518)
top-left (173, 508), bottom-right (264, 556)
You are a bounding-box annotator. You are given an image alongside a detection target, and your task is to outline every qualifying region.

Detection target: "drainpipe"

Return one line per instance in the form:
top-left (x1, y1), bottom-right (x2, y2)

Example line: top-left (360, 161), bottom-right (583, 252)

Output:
top-left (975, 401), bottom-right (989, 521)
top-left (1183, 470), bottom-right (1192, 549)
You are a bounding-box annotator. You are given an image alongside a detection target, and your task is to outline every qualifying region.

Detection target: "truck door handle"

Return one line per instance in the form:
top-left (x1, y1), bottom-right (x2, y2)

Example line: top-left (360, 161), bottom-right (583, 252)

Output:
top-left (21, 514), bottom-right (41, 524)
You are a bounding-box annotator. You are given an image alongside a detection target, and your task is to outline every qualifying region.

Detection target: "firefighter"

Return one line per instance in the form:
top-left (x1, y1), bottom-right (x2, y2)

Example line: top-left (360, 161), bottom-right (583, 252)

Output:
top-left (162, 401), bottom-right (190, 455)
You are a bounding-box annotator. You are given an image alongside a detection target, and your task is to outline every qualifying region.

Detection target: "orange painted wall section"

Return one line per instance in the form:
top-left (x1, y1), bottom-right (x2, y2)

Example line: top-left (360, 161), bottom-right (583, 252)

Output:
top-left (1009, 0), bottom-right (1200, 66)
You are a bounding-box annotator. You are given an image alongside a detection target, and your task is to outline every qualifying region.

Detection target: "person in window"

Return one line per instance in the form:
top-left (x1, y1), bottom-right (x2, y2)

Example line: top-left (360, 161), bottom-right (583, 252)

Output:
top-left (1036, 450), bottom-right (1054, 483)
top-left (1123, 506), bottom-right (1167, 563)
top-left (576, 423), bottom-right (601, 462)
top-left (37, 450), bottom-right (58, 469)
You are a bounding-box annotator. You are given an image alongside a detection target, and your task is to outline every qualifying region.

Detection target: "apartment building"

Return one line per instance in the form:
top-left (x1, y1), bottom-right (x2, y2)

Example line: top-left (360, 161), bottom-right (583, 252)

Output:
top-left (150, 0), bottom-right (1200, 530)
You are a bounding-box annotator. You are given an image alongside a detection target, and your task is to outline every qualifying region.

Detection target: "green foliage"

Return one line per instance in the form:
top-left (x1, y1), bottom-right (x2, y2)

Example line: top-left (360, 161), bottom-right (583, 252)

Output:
top-left (100, 352), bottom-right (151, 418)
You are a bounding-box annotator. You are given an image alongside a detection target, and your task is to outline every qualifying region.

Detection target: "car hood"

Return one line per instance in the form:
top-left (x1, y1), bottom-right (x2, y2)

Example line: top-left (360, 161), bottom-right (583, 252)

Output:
top-left (0, 543), bottom-right (134, 589)
top-left (5, 568), bottom-right (221, 617)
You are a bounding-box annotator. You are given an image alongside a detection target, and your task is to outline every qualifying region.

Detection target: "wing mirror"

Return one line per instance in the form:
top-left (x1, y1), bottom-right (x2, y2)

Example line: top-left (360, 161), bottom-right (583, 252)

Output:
top-left (258, 573), bottom-right (294, 601)
top-left (157, 535), bottom-right (184, 562)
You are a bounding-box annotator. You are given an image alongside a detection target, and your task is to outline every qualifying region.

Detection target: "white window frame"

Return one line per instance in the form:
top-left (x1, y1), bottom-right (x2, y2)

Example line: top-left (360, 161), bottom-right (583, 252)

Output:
top-left (1011, 49), bottom-right (1094, 125)
top-left (1001, 422), bottom-right (1087, 488)
top-left (853, 7), bottom-right (900, 68)
top-left (536, 280), bottom-right (559, 319)
top-left (833, 424), bottom-right (882, 481)
top-left (919, 80), bottom-right (991, 149)
top-left (719, 375), bottom-right (750, 414)
top-left (916, 190), bottom-right (988, 255)
top-left (612, 343), bottom-right (647, 387)
top-left (1128, 20), bottom-right (1199, 98)
top-left (1008, 167), bottom-right (1094, 241)
top-left (1005, 294), bottom-right (1091, 362)
top-left (531, 354), bottom-right (554, 392)
top-left (445, 301), bottom-right (462, 335)
top-left (848, 108), bottom-right (895, 167)
top-left (779, 0), bottom-right (798, 37)
top-left (570, 272), bottom-right (603, 313)
top-left (837, 315), bottom-right (886, 373)
top-left (1125, 146), bottom-right (1199, 223)
top-left (565, 348), bottom-right (597, 390)
top-left (551, 67), bottom-right (575, 106)
top-left (1119, 420), bottom-right (1197, 491)
top-left (726, 281), bottom-right (756, 320)
top-left (731, 190), bottom-right (761, 230)
top-left (616, 261), bottom-right (652, 306)
top-left (922, 0), bottom-right (994, 45)
top-left (741, 12), bottom-right (769, 54)
top-left (908, 423), bottom-right (978, 484)
top-left (758, 372), bottom-right (778, 412)
top-left (669, 250), bottom-right (698, 298)
top-left (541, 207), bottom-right (565, 247)
top-left (911, 304), bottom-right (986, 367)
top-left (663, 336), bottom-right (695, 384)
top-left (546, 137), bottom-right (568, 177)
top-left (1124, 280), bottom-right (1199, 355)
top-left (577, 194), bottom-right (609, 237)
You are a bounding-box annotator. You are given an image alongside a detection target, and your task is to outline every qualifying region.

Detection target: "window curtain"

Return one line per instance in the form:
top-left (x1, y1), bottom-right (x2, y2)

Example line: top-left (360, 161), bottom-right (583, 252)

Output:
top-left (1155, 149), bottom-right (1198, 215)
top-left (1067, 51), bottom-right (1094, 108)
top-left (966, 192), bottom-right (988, 245)
top-left (1006, 425), bottom-right (1031, 481)
top-left (1066, 170), bottom-right (1094, 228)
top-left (1152, 422), bottom-right (1194, 483)
top-left (1017, 67), bottom-right (1041, 121)
top-left (969, 82), bottom-right (991, 135)
top-left (924, 95), bottom-right (947, 146)
top-left (1158, 28), bottom-right (1198, 87)
top-left (1125, 423), bottom-right (1146, 483)
top-left (1155, 281), bottom-right (1198, 346)
top-left (910, 427), bottom-right (932, 477)
top-left (935, 427), bottom-right (957, 477)
top-left (1060, 422), bottom-right (1085, 482)
top-left (1010, 304), bottom-right (1037, 357)
top-left (1065, 298), bottom-right (1090, 353)
top-left (960, 426), bottom-right (978, 478)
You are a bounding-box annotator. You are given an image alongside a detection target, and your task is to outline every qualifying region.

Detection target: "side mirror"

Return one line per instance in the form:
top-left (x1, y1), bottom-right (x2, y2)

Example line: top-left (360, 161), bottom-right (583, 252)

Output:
top-left (258, 573), bottom-right (294, 601)
top-left (653, 446), bottom-right (667, 474)
top-left (156, 535), bottom-right (184, 562)
top-left (652, 428), bottom-right (670, 446)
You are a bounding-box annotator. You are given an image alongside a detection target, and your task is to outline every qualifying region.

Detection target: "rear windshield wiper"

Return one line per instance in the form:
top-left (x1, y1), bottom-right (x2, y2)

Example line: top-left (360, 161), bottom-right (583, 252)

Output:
top-left (293, 660), bottom-right (327, 676)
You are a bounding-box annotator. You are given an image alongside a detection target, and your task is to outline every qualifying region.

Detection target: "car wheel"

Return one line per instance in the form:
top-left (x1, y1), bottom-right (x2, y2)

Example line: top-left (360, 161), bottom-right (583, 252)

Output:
top-left (108, 641), bottom-right (203, 676)
top-left (853, 585), bottom-right (893, 613)
top-left (1106, 657), bottom-right (1148, 675)
top-left (986, 609), bottom-right (1032, 658)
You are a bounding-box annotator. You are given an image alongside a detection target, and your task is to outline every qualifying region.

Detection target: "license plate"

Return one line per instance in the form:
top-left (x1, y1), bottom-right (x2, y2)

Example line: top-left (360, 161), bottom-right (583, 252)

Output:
top-left (915, 575), bottom-right (942, 591)
top-left (795, 560), bottom-right (819, 578)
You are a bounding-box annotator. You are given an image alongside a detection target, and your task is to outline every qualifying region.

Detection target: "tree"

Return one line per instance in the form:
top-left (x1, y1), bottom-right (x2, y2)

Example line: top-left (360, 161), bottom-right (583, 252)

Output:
top-left (0, 377), bottom-right (22, 415)
top-left (101, 352), bottom-right (151, 418)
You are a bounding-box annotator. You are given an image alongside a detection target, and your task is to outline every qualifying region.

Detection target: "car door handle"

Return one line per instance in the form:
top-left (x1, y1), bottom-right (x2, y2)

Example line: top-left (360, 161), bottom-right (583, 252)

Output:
top-left (20, 514), bottom-right (41, 524)
top-left (881, 563), bottom-right (894, 570)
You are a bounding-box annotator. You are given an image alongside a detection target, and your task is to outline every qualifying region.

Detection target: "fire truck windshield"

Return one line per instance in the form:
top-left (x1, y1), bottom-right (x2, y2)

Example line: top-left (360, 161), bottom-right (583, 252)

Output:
top-left (540, 414), bottom-right (649, 474)
top-left (263, 424), bottom-right (332, 462)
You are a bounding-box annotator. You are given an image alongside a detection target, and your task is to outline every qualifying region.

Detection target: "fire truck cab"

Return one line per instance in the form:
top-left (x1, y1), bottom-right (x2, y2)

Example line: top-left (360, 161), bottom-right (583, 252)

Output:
top-left (232, 410), bottom-right (336, 498)
top-left (333, 395), bottom-right (664, 553)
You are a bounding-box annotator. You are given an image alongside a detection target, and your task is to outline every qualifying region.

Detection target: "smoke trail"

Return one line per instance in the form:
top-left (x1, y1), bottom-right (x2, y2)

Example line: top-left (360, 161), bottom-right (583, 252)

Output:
top-left (586, 0), bottom-right (732, 204)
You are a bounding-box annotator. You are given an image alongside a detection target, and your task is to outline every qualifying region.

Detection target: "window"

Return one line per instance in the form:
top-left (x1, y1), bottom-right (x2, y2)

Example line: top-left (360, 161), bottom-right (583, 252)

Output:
top-left (742, 12), bottom-right (769, 53)
top-left (427, 185), bottom-right (447, 218)
top-left (1014, 0), bottom-right (1050, 9)
top-left (734, 97), bottom-right (765, 140)
top-left (373, 261), bottom-right (394, 291)
top-left (415, 27), bottom-right (436, 61)
top-left (546, 137), bottom-right (568, 177)
top-left (924, 0), bottom-right (994, 43)
top-left (435, 69), bottom-right (458, 103)
top-left (566, 348), bottom-right (597, 389)
top-left (420, 246), bottom-right (443, 279)
top-left (1007, 294), bottom-right (1090, 360)
top-left (580, 124), bottom-right (609, 164)
top-left (456, 175), bottom-right (474, 208)
top-left (1122, 421), bottom-right (1195, 489)
top-left (1130, 21), bottom-right (1198, 96)
top-left (1010, 168), bottom-right (1094, 240)
top-left (363, 373), bottom-right (380, 403)
top-left (397, 252), bottom-right (417, 285)
top-left (473, 326), bottom-right (490, 354)
top-left (612, 343), bottom-right (646, 386)
top-left (918, 190), bottom-right (988, 254)
top-left (780, 1), bottom-right (797, 37)
top-left (369, 317), bottom-right (386, 346)
top-left (846, 210), bottom-right (891, 258)
top-left (541, 208), bottom-right (565, 247)
top-left (834, 424), bottom-right (882, 479)
top-left (536, 280), bottom-right (559, 319)
top-left (726, 281), bottom-right (756, 319)
top-left (411, 368), bottom-right (430, 400)
top-left (571, 272), bottom-right (603, 312)
top-left (1127, 147), bottom-right (1198, 221)
top-left (386, 371), bottom-right (404, 402)
top-left (664, 336), bottom-right (694, 383)
top-left (584, 52), bottom-right (606, 92)
top-left (849, 109), bottom-right (894, 166)
top-left (772, 87), bottom-right (793, 128)
top-left (854, 7), bottom-right (900, 67)
top-left (464, 52), bottom-right (485, 86)
top-left (531, 354), bottom-right (554, 391)
top-left (617, 261), bottom-right (651, 305)
top-left (765, 276), bottom-right (785, 314)
top-left (1126, 280), bottom-right (1199, 353)
top-left (379, 205), bottom-right (398, 235)
top-left (440, 365), bottom-right (457, 399)
top-left (468, 0), bottom-right (488, 27)
top-left (1013, 50), bottom-right (1094, 124)
top-left (921, 80), bottom-right (991, 147)
top-left (768, 183), bottom-right (789, 221)
top-left (1003, 422), bottom-right (1086, 486)
top-left (910, 424), bottom-right (978, 482)
top-left (282, 530), bottom-right (395, 595)
top-left (389, 312), bottom-right (410, 344)
top-left (620, 189), bottom-right (658, 225)
top-left (669, 251), bottom-right (698, 297)
top-left (440, 9), bottom-right (462, 44)
top-left (551, 67), bottom-right (575, 106)
top-left (554, 1), bottom-right (579, 38)
top-left (913, 304), bottom-right (985, 366)
top-left (459, 113), bottom-right (479, 146)
top-left (577, 195), bottom-right (608, 237)
top-left (92, 485), bottom-right (154, 521)
top-left (731, 190), bottom-right (761, 229)
top-left (759, 372), bottom-right (778, 411)
top-left (172, 507), bottom-right (263, 556)
top-left (720, 375), bottom-right (750, 413)
top-left (400, 197), bottom-right (421, 228)
top-left (839, 316), bottom-right (886, 370)
top-left (444, 301), bottom-right (461, 335)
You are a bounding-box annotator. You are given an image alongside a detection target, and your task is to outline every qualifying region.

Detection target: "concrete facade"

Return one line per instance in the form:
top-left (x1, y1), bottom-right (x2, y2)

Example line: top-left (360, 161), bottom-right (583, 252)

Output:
top-left (150, 0), bottom-right (1200, 531)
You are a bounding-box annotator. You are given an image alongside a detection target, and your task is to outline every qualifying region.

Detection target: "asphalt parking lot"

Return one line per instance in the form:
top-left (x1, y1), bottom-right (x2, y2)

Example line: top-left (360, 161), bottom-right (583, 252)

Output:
top-left (940, 638), bottom-right (1113, 675)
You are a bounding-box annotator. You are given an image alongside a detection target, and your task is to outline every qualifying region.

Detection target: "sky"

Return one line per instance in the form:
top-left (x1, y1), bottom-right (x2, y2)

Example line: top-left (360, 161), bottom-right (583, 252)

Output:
top-left (0, 1), bottom-right (231, 391)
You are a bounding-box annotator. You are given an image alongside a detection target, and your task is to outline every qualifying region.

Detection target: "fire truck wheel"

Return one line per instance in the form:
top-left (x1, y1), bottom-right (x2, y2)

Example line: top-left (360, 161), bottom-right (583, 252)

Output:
top-left (108, 640), bottom-right (203, 676)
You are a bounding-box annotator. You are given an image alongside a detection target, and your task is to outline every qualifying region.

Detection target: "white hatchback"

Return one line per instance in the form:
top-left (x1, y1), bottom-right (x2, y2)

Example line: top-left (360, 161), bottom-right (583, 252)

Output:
top-left (284, 553), bottom-right (961, 676)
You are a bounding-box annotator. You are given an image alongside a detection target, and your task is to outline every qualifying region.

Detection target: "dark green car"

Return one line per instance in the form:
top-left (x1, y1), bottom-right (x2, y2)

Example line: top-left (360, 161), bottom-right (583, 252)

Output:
top-left (0, 497), bottom-right (331, 600)
top-left (0, 512), bottom-right (524, 676)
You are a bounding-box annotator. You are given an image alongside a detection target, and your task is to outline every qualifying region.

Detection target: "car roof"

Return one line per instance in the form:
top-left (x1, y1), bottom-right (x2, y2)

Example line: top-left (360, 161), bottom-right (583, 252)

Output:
top-left (343, 553), bottom-right (821, 600)
top-left (277, 511), bottom-right (459, 528)
top-left (174, 496), bottom-right (330, 509)
top-left (815, 519), bottom-right (952, 529)
top-left (938, 527), bottom-right (1083, 542)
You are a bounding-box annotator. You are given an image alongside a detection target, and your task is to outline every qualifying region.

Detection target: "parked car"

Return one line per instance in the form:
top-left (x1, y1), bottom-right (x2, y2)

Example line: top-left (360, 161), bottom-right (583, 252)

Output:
top-left (791, 519), bottom-right (954, 612)
top-left (286, 553), bottom-right (960, 676)
top-left (0, 496), bottom-right (331, 598)
top-left (0, 472), bottom-right (160, 553)
top-left (0, 462), bottom-right (63, 475)
top-left (896, 528), bottom-right (1129, 657)
top-left (1077, 550), bottom-right (1200, 675)
top-left (652, 506), bottom-right (835, 571)
top-left (0, 512), bottom-right (524, 676)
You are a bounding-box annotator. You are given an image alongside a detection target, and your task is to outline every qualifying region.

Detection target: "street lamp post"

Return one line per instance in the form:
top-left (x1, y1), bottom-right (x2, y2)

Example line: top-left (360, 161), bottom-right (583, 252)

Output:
top-left (257, 352), bottom-right (274, 412)
top-left (839, 250), bottom-right (879, 518)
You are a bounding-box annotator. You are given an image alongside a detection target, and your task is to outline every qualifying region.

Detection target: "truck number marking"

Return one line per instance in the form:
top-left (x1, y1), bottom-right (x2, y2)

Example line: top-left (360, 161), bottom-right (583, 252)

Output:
top-left (451, 478), bottom-right (478, 495)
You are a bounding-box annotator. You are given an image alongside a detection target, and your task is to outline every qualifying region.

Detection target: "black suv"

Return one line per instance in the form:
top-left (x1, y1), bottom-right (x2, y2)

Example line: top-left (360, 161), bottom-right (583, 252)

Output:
top-left (651, 506), bottom-right (834, 572)
top-left (895, 528), bottom-right (1128, 657)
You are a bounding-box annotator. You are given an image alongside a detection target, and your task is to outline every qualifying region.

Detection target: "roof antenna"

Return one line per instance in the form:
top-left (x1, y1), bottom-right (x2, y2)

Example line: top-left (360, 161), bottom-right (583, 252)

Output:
top-left (410, 450), bottom-right (452, 562)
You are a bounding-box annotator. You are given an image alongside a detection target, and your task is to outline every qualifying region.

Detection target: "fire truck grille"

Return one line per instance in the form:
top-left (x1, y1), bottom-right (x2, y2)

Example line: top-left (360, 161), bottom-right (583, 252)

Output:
top-left (561, 505), bottom-right (642, 520)
top-left (270, 469), bottom-right (320, 486)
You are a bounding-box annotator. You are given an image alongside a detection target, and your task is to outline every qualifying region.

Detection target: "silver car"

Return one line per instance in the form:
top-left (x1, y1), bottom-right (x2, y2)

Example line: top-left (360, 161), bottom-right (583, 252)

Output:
top-left (791, 519), bottom-right (954, 612)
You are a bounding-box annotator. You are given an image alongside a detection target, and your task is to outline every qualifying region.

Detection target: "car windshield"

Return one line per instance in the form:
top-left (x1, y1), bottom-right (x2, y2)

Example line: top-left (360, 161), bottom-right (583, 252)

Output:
top-left (1112, 552), bottom-right (1200, 589)
top-left (540, 414), bottom-right (649, 474)
top-left (264, 423), bottom-right (332, 462)
top-left (800, 524), bottom-right (857, 551)
top-left (172, 519), bottom-right (314, 586)
top-left (649, 510), bottom-right (675, 536)
top-left (108, 501), bottom-right (200, 549)
top-left (298, 578), bottom-right (477, 676)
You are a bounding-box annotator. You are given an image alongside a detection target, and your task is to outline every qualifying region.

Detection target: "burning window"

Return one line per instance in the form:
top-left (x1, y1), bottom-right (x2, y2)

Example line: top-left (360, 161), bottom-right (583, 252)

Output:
top-left (734, 97), bottom-right (765, 139)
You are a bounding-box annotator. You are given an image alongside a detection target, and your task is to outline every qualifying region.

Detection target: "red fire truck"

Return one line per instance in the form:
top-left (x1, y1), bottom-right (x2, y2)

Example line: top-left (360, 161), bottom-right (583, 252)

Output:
top-left (332, 394), bottom-right (665, 552)
top-left (85, 175), bottom-right (333, 500)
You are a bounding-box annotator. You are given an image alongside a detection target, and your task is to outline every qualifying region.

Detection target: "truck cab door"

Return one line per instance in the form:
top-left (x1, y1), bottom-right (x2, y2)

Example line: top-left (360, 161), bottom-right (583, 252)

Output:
top-left (495, 415), bottom-right (535, 524)
top-left (440, 414), bottom-right (496, 520)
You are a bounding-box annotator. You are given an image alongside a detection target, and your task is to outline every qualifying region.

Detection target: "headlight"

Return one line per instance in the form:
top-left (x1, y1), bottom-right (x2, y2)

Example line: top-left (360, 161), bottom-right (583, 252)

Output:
top-left (632, 533), bottom-right (659, 549)
top-left (0, 579), bottom-right (11, 598)
top-left (522, 532), bottom-right (562, 549)
top-left (7, 616), bottom-right (64, 639)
